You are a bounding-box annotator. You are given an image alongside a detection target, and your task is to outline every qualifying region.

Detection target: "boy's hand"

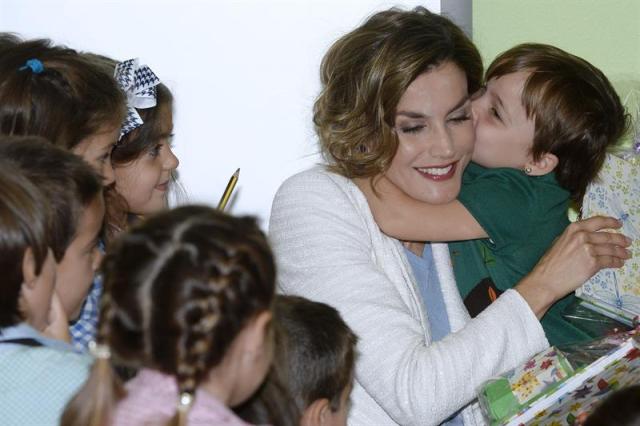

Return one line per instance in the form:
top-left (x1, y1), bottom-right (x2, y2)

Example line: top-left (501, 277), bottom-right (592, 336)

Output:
top-left (42, 291), bottom-right (71, 343)
top-left (516, 216), bottom-right (632, 318)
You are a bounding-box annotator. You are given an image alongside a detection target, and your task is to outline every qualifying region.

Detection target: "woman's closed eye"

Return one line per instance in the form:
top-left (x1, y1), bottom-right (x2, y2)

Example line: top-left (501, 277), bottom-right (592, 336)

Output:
top-left (398, 124), bottom-right (426, 134)
top-left (448, 112), bottom-right (471, 124)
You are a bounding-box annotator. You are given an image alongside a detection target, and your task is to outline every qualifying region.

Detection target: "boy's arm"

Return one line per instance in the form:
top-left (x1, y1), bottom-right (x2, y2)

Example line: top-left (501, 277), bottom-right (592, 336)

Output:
top-left (354, 176), bottom-right (488, 242)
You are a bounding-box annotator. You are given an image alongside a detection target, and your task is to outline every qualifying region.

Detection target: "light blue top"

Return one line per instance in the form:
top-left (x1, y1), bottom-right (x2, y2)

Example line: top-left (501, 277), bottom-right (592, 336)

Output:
top-left (404, 245), bottom-right (465, 426)
top-left (0, 323), bottom-right (92, 425)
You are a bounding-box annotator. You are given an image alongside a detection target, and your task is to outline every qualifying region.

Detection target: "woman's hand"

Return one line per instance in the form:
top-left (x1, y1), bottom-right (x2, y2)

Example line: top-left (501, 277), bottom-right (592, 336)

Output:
top-left (516, 216), bottom-right (632, 319)
top-left (42, 291), bottom-right (71, 343)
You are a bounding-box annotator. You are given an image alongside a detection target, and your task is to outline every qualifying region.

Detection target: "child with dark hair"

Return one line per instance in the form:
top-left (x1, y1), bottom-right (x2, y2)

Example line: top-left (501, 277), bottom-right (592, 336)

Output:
top-left (0, 137), bottom-right (105, 351)
top-left (358, 43), bottom-right (629, 345)
top-left (62, 206), bottom-right (275, 426)
top-left (237, 295), bottom-right (357, 426)
top-left (69, 54), bottom-right (179, 350)
top-left (0, 33), bottom-right (126, 184)
top-left (0, 137), bottom-right (94, 425)
top-left (83, 53), bottom-right (179, 239)
top-left (583, 385), bottom-right (640, 426)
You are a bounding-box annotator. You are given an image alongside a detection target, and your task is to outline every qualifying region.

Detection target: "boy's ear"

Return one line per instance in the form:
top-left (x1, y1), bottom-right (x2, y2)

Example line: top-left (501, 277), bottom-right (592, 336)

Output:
top-left (21, 247), bottom-right (38, 290)
top-left (525, 152), bottom-right (558, 176)
top-left (301, 398), bottom-right (332, 426)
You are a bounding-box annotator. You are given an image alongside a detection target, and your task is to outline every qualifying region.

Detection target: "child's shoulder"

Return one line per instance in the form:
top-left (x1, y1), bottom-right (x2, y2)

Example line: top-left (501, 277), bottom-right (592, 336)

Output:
top-left (0, 344), bottom-right (92, 376)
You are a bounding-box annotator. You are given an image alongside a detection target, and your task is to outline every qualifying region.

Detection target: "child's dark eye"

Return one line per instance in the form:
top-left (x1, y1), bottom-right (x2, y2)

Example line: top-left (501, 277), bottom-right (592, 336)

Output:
top-left (148, 144), bottom-right (162, 157)
top-left (490, 107), bottom-right (502, 121)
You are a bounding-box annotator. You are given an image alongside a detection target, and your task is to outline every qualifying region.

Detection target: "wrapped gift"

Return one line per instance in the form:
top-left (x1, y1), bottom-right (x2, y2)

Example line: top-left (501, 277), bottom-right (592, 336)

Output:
top-left (478, 332), bottom-right (640, 426)
top-left (478, 347), bottom-right (574, 424)
top-left (576, 153), bottom-right (640, 324)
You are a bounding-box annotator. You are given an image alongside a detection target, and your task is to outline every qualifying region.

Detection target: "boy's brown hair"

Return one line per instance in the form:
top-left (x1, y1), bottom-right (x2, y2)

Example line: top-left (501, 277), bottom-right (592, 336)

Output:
top-left (0, 156), bottom-right (50, 327)
top-left (0, 136), bottom-right (103, 262)
top-left (237, 295), bottom-right (358, 425)
top-left (486, 43), bottom-right (629, 202)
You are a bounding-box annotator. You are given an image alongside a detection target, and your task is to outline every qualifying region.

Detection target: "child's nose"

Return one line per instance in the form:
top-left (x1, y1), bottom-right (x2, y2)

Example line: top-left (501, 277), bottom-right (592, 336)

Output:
top-left (164, 147), bottom-right (179, 170)
top-left (92, 249), bottom-right (104, 272)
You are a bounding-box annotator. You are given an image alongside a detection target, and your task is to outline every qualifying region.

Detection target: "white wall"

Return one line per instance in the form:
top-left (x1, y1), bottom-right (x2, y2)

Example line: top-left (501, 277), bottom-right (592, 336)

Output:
top-left (1, 0), bottom-right (440, 228)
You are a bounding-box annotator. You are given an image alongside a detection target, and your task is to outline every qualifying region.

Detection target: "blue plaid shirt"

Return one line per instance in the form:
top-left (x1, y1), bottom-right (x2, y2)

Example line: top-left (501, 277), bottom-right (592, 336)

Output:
top-left (69, 274), bottom-right (103, 352)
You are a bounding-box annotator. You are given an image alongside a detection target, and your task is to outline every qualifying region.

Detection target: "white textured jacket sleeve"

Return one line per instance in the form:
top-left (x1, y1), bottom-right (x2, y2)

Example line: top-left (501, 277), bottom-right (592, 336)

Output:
top-left (268, 168), bottom-right (548, 426)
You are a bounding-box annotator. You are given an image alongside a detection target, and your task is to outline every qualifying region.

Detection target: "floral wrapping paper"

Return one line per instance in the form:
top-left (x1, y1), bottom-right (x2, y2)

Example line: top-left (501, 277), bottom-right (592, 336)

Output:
top-left (577, 153), bottom-right (640, 323)
top-left (507, 348), bottom-right (574, 404)
top-left (508, 338), bottom-right (640, 426)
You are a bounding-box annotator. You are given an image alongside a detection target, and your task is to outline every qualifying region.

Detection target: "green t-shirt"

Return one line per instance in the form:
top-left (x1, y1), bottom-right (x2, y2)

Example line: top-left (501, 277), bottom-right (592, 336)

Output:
top-left (449, 162), bottom-right (592, 345)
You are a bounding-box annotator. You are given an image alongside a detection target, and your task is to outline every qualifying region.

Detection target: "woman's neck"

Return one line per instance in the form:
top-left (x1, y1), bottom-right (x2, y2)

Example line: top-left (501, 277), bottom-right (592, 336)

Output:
top-left (403, 241), bottom-right (425, 256)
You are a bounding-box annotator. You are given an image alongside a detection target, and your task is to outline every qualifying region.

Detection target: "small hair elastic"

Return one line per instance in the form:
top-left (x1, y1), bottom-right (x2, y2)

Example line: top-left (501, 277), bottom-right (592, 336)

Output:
top-left (178, 392), bottom-right (194, 411)
top-left (19, 58), bottom-right (44, 74)
top-left (88, 341), bottom-right (112, 359)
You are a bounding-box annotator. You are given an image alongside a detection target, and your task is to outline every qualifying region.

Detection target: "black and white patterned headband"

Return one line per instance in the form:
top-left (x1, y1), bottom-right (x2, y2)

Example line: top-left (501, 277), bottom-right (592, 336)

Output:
top-left (114, 58), bottom-right (161, 140)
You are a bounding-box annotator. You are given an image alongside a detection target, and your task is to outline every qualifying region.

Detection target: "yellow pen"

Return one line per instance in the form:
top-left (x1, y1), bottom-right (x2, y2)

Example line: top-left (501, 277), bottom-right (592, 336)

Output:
top-left (218, 168), bottom-right (240, 211)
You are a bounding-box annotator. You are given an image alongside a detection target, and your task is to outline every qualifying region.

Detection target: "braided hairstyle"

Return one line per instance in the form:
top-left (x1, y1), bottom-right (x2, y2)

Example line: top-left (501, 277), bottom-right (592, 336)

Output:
top-left (61, 205), bottom-right (276, 426)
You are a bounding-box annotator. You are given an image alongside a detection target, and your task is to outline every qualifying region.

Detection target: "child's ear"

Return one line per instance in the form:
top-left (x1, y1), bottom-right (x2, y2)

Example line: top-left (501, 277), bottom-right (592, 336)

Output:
top-left (243, 310), bottom-right (273, 355)
top-left (525, 152), bottom-right (559, 176)
top-left (301, 398), bottom-right (332, 426)
top-left (19, 247), bottom-right (39, 320)
top-left (21, 247), bottom-right (38, 290)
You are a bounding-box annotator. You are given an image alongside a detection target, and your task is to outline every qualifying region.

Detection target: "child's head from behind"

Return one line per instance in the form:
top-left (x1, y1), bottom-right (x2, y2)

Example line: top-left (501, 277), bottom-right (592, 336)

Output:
top-left (0, 136), bottom-right (104, 322)
top-left (239, 295), bottom-right (357, 426)
top-left (0, 158), bottom-right (55, 332)
top-left (584, 384), bottom-right (640, 426)
top-left (472, 43), bottom-right (628, 201)
top-left (72, 206), bottom-right (275, 424)
top-left (0, 34), bottom-right (126, 184)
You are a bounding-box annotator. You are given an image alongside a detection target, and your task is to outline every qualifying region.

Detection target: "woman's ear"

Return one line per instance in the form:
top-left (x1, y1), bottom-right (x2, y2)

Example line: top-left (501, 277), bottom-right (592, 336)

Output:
top-left (300, 398), bottom-right (332, 426)
top-left (525, 152), bottom-right (559, 176)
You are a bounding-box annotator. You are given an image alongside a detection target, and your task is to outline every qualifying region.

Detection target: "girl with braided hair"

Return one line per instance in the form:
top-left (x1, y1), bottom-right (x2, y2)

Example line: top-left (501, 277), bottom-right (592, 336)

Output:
top-left (61, 206), bottom-right (276, 426)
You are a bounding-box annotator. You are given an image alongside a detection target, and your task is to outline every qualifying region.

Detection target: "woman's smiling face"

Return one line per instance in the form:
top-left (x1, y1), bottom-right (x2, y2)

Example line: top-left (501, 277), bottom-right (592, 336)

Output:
top-left (385, 61), bottom-right (475, 205)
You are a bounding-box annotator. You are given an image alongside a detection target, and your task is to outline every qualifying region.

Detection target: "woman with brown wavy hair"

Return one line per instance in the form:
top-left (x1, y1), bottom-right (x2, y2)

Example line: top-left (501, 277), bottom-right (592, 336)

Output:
top-left (268, 7), bottom-right (630, 425)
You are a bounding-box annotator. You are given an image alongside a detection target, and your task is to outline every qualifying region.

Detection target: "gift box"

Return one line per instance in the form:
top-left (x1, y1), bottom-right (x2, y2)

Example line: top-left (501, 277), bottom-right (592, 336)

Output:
top-left (479, 347), bottom-right (574, 423)
top-left (478, 332), bottom-right (640, 426)
top-left (576, 153), bottom-right (640, 324)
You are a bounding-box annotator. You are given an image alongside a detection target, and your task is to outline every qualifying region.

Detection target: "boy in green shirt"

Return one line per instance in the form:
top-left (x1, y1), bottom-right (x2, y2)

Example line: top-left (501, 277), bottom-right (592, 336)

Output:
top-left (356, 43), bottom-right (628, 345)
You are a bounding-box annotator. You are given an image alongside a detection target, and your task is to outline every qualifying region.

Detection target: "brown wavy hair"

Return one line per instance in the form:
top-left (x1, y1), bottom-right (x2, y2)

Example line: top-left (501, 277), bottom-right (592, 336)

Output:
top-left (313, 6), bottom-right (482, 178)
top-left (61, 205), bottom-right (276, 426)
top-left (486, 43), bottom-right (629, 202)
top-left (0, 33), bottom-right (125, 150)
top-left (0, 153), bottom-right (50, 327)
